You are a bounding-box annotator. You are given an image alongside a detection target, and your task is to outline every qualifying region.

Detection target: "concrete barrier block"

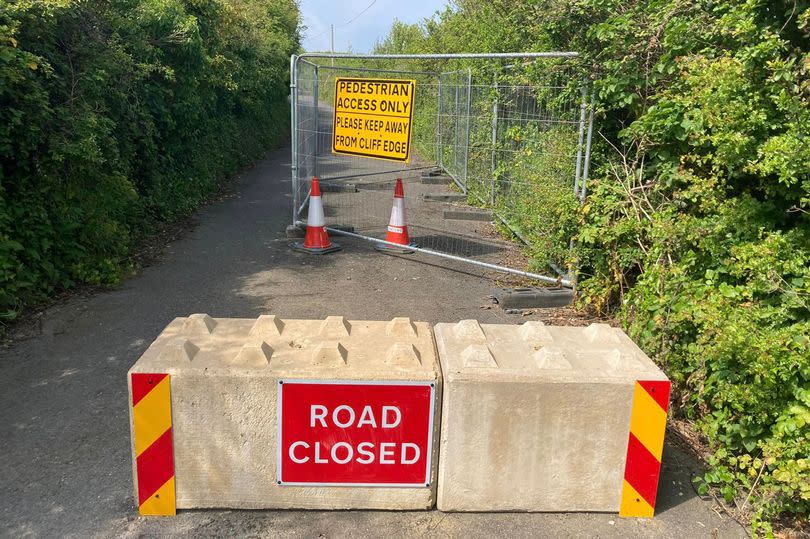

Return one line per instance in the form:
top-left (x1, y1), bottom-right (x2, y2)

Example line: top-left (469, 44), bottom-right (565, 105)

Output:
top-left (128, 314), bottom-right (441, 512)
top-left (434, 321), bottom-right (670, 514)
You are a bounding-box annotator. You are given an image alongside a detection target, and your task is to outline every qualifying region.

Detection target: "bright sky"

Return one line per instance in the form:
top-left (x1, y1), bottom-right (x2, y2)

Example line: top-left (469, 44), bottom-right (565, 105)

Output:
top-left (299, 0), bottom-right (446, 53)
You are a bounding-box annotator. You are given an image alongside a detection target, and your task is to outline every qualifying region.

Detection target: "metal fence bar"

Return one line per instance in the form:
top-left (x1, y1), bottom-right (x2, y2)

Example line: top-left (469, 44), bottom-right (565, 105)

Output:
top-left (573, 86), bottom-right (587, 198)
top-left (323, 226), bottom-right (571, 287)
top-left (581, 94), bottom-right (595, 202)
top-left (313, 65), bottom-right (319, 178)
top-left (490, 72), bottom-right (498, 205)
top-left (298, 52), bottom-right (578, 61)
top-left (314, 65), bottom-right (438, 76)
top-left (463, 68), bottom-right (472, 193)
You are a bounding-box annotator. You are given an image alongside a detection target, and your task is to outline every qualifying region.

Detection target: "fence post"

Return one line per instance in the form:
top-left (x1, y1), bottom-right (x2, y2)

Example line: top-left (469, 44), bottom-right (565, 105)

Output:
top-left (313, 65), bottom-right (319, 179)
top-left (290, 54), bottom-right (298, 224)
top-left (573, 85), bottom-right (587, 197)
top-left (490, 71), bottom-right (498, 205)
top-left (453, 80), bottom-right (461, 187)
top-left (463, 69), bottom-right (472, 194)
top-left (581, 93), bottom-right (595, 203)
top-left (437, 75), bottom-right (443, 169)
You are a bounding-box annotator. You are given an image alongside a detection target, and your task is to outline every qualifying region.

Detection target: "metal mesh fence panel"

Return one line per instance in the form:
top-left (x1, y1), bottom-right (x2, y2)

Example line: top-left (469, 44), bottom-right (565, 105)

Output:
top-left (290, 54), bottom-right (592, 286)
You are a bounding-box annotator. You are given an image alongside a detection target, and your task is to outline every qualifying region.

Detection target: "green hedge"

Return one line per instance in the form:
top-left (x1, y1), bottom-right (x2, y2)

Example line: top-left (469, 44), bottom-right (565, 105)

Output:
top-left (0, 0), bottom-right (299, 320)
top-left (376, 0), bottom-right (809, 532)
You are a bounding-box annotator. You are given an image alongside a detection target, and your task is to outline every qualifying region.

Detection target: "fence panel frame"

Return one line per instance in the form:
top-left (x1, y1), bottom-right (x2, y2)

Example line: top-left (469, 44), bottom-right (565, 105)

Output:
top-left (289, 52), bottom-right (589, 288)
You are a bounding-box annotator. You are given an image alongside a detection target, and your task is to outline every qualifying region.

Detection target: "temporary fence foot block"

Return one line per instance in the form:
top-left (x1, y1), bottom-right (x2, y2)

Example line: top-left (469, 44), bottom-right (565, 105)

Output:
top-left (285, 224), bottom-right (305, 239)
top-left (422, 193), bottom-right (466, 202)
top-left (494, 287), bottom-right (573, 309)
top-left (374, 242), bottom-right (418, 254)
top-left (443, 209), bottom-right (492, 221)
top-left (289, 241), bottom-right (342, 254)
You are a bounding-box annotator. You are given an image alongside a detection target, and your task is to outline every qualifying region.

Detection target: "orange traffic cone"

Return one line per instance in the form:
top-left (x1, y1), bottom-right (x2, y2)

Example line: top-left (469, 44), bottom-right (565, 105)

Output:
top-left (376, 178), bottom-right (417, 253)
top-left (290, 177), bottom-right (341, 254)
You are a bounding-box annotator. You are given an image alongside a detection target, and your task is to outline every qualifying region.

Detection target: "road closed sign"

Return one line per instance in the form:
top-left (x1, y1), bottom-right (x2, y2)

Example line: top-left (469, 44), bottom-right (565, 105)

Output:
top-left (332, 78), bottom-right (416, 162)
top-left (277, 380), bottom-right (435, 486)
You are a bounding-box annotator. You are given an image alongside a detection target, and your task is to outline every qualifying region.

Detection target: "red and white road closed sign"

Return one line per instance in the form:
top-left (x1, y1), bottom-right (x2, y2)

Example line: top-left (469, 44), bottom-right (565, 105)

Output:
top-left (277, 380), bottom-right (436, 486)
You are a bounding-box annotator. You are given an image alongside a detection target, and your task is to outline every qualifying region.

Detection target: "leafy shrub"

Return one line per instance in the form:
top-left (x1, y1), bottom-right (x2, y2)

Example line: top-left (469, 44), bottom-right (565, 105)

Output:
top-left (375, 0), bottom-right (810, 530)
top-left (0, 0), bottom-right (299, 320)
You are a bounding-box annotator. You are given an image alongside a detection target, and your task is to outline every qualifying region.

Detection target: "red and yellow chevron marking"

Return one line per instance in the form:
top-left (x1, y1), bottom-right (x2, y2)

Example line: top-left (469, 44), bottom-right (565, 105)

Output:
top-left (619, 380), bottom-right (671, 518)
top-left (131, 373), bottom-right (176, 516)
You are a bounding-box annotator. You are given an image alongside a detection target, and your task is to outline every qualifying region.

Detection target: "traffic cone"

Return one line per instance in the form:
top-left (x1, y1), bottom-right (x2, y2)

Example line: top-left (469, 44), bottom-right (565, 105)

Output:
top-left (290, 177), bottom-right (341, 254)
top-left (375, 178), bottom-right (417, 254)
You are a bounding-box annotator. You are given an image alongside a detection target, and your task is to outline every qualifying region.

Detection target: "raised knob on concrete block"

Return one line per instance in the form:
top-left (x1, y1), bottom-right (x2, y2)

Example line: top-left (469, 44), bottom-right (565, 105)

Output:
top-left (249, 315), bottom-right (284, 337)
top-left (184, 313), bottom-right (217, 334)
top-left (604, 349), bottom-right (641, 371)
top-left (319, 316), bottom-right (351, 337)
top-left (384, 343), bottom-right (422, 366)
top-left (582, 323), bottom-right (620, 344)
top-left (159, 339), bottom-right (199, 362)
top-left (534, 347), bottom-right (572, 369)
top-left (312, 342), bottom-right (348, 366)
top-left (461, 344), bottom-right (498, 368)
top-left (453, 319), bottom-right (486, 342)
top-left (235, 340), bottom-right (273, 366)
top-left (386, 317), bottom-right (417, 338)
top-left (519, 321), bottom-right (554, 344)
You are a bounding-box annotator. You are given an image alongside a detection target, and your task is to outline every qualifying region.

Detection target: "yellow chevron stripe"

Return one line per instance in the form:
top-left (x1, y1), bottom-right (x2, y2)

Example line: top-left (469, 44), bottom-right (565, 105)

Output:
top-left (139, 477), bottom-right (176, 516)
top-left (629, 383), bottom-right (667, 461)
top-left (619, 479), bottom-right (655, 517)
top-left (133, 376), bottom-right (172, 457)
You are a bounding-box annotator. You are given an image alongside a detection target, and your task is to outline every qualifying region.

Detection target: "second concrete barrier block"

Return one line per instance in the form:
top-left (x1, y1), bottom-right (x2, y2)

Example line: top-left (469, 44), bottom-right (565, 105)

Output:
top-left (434, 321), bottom-right (670, 515)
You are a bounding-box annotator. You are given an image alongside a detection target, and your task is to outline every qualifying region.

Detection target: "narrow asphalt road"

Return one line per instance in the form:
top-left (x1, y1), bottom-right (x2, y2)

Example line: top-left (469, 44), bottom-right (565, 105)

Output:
top-left (0, 146), bottom-right (746, 538)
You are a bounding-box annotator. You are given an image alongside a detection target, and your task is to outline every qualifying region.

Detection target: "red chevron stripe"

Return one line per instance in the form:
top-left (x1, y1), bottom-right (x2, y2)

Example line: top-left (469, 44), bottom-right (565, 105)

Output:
top-left (136, 427), bottom-right (174, 506)
top-left (623, 432), bottom-right (662, 508)
top-left (637, 380), bottom-right (670, 412)
top-left (132, 373), bottom-right (168, 407)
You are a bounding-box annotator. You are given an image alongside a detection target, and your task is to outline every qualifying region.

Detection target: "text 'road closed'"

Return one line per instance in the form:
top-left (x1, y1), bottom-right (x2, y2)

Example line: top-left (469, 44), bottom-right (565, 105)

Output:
top-left (278, 381), bottom-right (435, 486)
top-left (332, 78), bottom-right (416, 162)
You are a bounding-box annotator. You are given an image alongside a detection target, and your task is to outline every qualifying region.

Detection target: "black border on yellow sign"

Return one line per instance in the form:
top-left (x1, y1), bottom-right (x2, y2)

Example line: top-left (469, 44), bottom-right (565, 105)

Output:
top-left (331, 77), bottom-right (416, 163)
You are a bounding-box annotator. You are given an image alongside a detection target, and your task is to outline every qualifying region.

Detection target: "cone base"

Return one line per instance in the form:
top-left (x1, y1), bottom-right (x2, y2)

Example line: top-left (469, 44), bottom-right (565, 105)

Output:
top-left (289, 241), bottom-right (342, 255)
top-left (374, 241), bottom-right (418, 254)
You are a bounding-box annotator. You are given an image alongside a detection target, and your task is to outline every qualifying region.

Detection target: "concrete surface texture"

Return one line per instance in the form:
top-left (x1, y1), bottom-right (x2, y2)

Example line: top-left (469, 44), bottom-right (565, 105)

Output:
top-left (434, 320), bottom-right (668, 512)
top-left (0, 147), bottom-right (747, 538)
top-left (129, 315), bottom-right (440, 509)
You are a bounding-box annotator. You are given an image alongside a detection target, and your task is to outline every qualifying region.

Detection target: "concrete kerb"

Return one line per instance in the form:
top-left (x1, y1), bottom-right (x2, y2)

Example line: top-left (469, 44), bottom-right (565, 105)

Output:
top-left (127, 315), bottom-right (670, 517)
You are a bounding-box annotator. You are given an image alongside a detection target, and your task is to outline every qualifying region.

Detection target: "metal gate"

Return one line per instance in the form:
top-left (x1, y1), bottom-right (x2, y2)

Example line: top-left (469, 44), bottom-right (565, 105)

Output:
top-left (290, 53), bottom-right (593, 287)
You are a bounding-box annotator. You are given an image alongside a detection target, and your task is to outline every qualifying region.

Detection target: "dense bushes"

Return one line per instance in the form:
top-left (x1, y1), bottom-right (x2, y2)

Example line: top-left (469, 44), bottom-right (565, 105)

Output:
top-left (376, 0), bottom-right (809, 531)
top-left (0, 0), bottom-right (299, 319)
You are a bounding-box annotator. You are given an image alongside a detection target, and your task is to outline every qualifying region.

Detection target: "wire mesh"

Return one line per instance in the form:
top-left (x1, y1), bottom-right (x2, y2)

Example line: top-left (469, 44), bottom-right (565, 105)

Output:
top-left (291, 55), bottom-right (591, 285)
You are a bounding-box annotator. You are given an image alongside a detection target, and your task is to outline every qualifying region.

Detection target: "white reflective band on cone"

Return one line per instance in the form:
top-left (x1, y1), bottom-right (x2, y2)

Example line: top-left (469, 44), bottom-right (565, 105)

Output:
top-left (389, 198), bottom-right (405, 227)
top-left (307, 196), bottom-right (325, 227)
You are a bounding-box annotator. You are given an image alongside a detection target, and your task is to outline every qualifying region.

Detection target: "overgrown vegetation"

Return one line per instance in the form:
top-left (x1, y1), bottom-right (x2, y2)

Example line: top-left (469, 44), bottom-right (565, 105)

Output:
top-left (376, 0), bottom-right (809, 532)
top-left (0, 0), bottom-right (300, 320)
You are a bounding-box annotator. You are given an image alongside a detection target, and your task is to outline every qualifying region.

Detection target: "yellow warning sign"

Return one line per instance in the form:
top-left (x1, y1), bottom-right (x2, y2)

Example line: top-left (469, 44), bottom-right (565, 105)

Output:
top-left (332, 78), bottom-right (416, 162)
